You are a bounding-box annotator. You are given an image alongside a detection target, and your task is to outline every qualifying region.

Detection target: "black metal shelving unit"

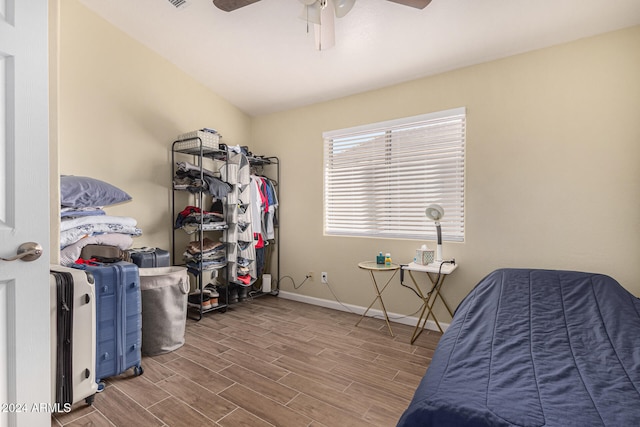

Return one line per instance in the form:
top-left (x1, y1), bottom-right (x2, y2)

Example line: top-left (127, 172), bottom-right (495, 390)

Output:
top-left (171, 132), bottom-right (229, 320)
top-left (171, 133), bottom-right (281, 319)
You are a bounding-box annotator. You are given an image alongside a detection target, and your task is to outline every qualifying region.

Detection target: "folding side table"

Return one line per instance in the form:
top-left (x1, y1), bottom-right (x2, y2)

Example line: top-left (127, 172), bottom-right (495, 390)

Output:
top-left (356, 261), bottom-right (400, 337)
top-left (401, 262), bottom-right (458, 344)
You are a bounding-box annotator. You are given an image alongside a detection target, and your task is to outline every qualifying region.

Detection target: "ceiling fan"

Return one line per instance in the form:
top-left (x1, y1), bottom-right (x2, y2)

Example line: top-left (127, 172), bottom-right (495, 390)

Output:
top-left (212, 0), bottom-right (432, 13)
top-left (211, 0), bottom-right (433, 50)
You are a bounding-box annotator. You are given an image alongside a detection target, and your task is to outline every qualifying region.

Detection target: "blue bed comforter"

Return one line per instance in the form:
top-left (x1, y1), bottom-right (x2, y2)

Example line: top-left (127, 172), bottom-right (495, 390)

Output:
top-left (397, 269), bottom-right (640, 427)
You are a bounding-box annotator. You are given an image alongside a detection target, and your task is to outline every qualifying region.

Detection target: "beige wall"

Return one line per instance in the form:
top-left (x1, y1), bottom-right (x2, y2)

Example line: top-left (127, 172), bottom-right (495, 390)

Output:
top-left (56, 0), bottom-right (640, 321)
top-left (56, 0), bottom-right (251, 259)
top-left (251, 25), bottom-right (640, 318)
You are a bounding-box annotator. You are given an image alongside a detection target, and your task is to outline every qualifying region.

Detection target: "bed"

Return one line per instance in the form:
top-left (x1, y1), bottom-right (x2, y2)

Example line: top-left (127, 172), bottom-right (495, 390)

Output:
top-left (397, 268), bottom-right (640, 427)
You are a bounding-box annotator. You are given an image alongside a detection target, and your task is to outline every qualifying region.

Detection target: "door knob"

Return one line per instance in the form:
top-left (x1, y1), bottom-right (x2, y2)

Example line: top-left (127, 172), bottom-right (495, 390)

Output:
top-left (0, 242), bottom-right (43, 262)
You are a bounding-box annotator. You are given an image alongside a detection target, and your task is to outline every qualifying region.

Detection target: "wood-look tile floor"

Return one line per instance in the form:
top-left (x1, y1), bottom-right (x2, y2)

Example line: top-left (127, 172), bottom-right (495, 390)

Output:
top-left (51, 295), bottom-right (441, 427)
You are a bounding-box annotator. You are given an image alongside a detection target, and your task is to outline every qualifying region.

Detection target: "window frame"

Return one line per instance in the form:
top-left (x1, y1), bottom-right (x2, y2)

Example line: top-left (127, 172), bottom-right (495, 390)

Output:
top-left (323, 107), bottom-right (466, 242)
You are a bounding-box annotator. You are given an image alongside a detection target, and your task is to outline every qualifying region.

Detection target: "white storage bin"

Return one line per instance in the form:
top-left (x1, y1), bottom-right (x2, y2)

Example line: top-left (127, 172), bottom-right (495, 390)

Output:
top-left (174, 130), bottom-right (221, 155)
top-left (139, 266), bottom-right (189, 356)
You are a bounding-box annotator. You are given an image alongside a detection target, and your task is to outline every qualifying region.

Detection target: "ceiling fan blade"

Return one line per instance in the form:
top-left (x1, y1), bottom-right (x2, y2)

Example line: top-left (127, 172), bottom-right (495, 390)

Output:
top-left (386, 0), bottom-right (432, 9)
top-left (212, 0), bottom-right (261, 12)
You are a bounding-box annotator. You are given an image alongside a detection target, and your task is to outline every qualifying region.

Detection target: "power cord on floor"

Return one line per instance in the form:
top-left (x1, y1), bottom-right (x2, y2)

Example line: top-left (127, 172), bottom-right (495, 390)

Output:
top-left (329, 259), bottom-right (456, 321)
top-left (325, 279), bottom-right (423, 320)
top-left (276, 274), bottom-right (311, 290)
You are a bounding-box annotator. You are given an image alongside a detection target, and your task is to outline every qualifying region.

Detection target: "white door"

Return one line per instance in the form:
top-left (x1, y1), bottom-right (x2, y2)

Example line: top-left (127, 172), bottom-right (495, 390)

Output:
top-left (0, 0), bottom-right (51, 426)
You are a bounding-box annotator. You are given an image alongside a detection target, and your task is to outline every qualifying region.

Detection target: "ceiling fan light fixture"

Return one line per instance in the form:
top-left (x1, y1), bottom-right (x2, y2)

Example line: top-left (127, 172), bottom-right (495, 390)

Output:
top-left (314, 0), bottom-right (335, 50)
top-left (300, 2), bottom-right (322, 25)
top-left (333, 0), bottom-right (356, 18)
top-left (293, 0), bottom-right (429, 51)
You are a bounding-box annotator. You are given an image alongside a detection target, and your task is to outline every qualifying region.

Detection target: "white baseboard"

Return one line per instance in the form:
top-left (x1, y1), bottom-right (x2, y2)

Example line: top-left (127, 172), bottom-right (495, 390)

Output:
top-left (277, 291), bottom-right (449, 333)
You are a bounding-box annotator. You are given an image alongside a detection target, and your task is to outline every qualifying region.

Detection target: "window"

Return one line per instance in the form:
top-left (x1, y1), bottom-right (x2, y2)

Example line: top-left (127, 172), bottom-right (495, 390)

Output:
top-left (323, 107), bottom-right (465, 241)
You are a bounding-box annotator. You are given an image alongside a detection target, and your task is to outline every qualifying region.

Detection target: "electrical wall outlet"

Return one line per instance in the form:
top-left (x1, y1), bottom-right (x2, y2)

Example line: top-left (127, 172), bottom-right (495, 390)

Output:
top-left (321, 272), bottom-right (328, 284)
top-left (307, 271), bottom-right (314, 280)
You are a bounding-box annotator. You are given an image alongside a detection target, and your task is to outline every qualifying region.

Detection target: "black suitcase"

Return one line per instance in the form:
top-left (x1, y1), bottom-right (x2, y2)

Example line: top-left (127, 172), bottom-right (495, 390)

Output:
top-left (127, 247), bottom-right (171, 268)
top-left (80, 244), bottom-right (126, 262)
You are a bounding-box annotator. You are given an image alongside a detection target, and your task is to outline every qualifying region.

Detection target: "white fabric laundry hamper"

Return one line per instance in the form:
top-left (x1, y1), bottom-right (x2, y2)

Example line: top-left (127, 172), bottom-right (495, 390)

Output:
top-left (139, 266), bottom-right (189, 356)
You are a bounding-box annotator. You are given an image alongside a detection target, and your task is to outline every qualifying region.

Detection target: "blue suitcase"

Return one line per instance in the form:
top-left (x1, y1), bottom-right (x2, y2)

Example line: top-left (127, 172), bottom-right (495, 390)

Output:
top-left (74, 261), bottom-right (143, 385)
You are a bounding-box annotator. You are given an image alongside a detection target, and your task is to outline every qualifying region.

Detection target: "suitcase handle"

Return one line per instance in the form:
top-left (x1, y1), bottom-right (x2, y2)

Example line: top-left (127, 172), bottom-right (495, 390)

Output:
top-left (130, 247), bottom-right (155, 253)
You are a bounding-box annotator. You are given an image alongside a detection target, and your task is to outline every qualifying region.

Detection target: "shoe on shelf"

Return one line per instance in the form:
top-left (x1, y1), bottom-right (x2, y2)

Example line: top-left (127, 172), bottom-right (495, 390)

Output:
top-left (188, 291), bottom-right (212, 310)
top-left (238, 287), bottom-right (248, 301)
top-left (209, 291), bottom-right (219, 307)
top-left (228, 287), bottom-right (239, 304)
top-left (204, 283), bottom-right (221, 307)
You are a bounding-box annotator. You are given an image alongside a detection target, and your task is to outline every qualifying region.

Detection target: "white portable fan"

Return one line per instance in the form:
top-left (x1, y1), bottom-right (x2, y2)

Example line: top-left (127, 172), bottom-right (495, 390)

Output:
top-left (425, 204), bottom-right (444, 263)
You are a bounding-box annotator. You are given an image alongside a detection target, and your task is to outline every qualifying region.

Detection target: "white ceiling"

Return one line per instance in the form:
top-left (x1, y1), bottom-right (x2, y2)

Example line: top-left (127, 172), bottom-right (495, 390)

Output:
top-left (79, 0), bottom-right (640, 117)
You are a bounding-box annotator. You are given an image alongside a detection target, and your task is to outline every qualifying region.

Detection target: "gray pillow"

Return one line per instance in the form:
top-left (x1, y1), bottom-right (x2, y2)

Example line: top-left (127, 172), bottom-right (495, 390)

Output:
top-left (60, 176), bottom-right (132, 208)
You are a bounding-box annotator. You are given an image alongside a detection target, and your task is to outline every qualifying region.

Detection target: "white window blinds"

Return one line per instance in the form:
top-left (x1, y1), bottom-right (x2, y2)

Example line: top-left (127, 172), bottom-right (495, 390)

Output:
top-left (323, 107), bottom-right (465, 241)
